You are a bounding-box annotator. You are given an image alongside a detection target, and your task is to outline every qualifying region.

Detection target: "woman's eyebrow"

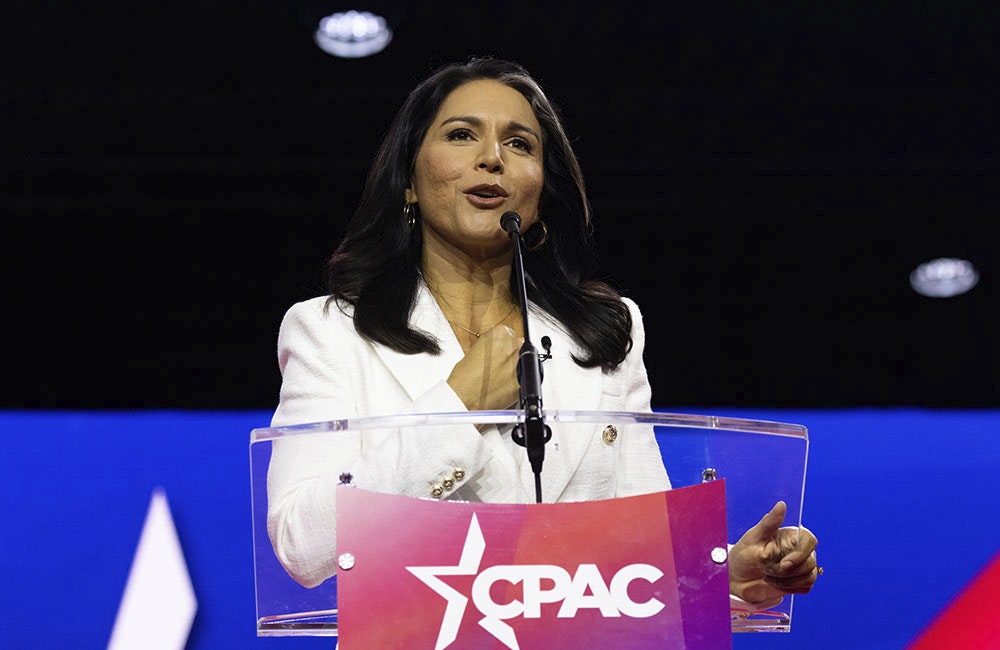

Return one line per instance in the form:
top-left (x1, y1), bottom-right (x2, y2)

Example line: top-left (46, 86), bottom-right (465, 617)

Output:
top-left (440, 115), bottom-right (540, 140)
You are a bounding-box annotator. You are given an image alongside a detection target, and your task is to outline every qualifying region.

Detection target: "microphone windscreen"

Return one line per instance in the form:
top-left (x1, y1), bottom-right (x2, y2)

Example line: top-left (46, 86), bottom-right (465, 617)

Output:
top-left (500, 211), bottom-right (521, 233)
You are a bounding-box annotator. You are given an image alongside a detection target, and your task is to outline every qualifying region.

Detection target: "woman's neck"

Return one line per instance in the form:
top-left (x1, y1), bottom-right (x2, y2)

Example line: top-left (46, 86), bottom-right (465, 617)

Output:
top-left (422, 243), bottom-right (519, 341)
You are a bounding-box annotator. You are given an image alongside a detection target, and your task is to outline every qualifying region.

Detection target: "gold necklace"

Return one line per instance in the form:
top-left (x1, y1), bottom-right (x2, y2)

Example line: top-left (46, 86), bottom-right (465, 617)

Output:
top-left (448, 303), bottom-right (518, 338)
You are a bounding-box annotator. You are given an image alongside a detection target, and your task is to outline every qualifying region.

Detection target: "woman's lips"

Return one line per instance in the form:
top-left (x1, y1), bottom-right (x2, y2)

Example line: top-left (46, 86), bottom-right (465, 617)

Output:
top-left (465, 193), bottom-right (507, 209)
top-left (463, 184), bottom-right (509, 210)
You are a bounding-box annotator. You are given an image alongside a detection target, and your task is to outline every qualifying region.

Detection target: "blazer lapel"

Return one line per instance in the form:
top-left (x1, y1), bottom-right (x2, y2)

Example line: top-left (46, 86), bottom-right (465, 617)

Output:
top-left (525, 306), bottom-right (603, 502)
top-left (370, 283), bottom-right (465, 403)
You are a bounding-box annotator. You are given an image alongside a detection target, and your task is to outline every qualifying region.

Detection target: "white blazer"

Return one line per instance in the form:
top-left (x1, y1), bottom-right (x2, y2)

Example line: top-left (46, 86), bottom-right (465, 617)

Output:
top-left (267, 283), bottom-right (670, 587)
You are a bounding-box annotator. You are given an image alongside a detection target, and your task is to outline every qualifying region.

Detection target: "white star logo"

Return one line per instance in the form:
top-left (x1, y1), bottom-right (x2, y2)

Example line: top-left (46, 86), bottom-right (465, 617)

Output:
top-left (407, 513), bottom-right (519, 650)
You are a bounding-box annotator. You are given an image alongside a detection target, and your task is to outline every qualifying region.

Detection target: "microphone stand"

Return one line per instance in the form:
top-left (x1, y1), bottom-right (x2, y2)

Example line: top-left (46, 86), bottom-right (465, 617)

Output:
top-left (500, 211), bottom-right (551, 503)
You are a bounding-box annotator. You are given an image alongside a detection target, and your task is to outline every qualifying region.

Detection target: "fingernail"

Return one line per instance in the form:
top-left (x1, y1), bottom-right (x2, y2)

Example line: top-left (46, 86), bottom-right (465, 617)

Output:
top-left (781, 560), bottom-right (793, 570)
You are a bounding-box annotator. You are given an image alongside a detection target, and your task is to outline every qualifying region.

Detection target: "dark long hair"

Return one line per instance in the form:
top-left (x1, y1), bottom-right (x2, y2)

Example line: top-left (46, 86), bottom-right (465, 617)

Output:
top-left (325, 57), bottom-right (632, 371)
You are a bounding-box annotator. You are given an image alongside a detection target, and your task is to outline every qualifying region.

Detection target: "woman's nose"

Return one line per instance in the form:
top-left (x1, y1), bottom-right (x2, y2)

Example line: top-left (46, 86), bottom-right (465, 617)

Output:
top-left (476, 140), bottom-right (504, 172)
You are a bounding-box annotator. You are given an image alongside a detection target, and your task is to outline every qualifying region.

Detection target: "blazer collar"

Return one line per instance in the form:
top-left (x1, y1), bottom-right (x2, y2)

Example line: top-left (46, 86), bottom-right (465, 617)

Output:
top-left (370, 282), bottom-right (464, 403)
top-left (372, 282), bottom-right (604, 404)
top-left (370, 282), bottom-right (604, 502)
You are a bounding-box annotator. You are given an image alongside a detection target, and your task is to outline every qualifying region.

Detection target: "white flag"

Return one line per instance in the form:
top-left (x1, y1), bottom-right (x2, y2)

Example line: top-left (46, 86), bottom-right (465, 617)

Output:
top-left (108, 487), bottom-right (197, 650)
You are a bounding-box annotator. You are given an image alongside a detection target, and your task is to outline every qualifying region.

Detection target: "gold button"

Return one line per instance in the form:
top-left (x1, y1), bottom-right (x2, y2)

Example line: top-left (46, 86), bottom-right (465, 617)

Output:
top-left (602, 425), bottom-right (618, 445)
top-left (453, 468), bottom-right (466, 481)
top-left (430, 484), bottom-right (444, 498)
top-left (442, 477), bottom-right (455, 490)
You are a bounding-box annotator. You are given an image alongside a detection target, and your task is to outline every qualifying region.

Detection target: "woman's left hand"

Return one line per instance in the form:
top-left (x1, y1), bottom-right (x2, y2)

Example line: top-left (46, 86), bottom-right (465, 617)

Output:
top-left (728, 500), bottom-right (820, 608)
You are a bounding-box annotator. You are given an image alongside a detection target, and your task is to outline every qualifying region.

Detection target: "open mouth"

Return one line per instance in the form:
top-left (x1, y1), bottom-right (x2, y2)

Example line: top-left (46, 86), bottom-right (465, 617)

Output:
top-left (465, 184), bottom-right (508, 200)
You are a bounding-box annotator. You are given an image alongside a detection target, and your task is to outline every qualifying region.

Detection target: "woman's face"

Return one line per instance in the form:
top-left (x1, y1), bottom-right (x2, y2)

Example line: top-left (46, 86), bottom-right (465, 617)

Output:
top-left (406, 79), bottom-right (544, 261)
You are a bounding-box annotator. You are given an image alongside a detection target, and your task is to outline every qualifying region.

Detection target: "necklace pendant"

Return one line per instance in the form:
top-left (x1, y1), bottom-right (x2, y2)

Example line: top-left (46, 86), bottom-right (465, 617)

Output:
top-left (447, 303), bottom-right (516, 340)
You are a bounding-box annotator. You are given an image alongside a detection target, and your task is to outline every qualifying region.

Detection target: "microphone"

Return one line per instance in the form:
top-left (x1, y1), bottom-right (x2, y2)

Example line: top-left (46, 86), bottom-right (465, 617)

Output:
top-left (500, 211), bottom-right (551, 503)
top-left (500, 210), bottom-right (521, 234)
top-left (540, 336), bottom-right (552, 362)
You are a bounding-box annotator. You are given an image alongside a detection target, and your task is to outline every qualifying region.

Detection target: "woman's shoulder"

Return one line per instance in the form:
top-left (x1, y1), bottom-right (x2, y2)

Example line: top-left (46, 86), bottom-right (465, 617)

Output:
top-left (620, 295), bottom-right (645, 324)
top-left (280, 295), bottom-right (355, 333)
top-left (610, 295), bottom-right (648, 347)
top-left (530, 291), bottom-right (646, 325)
top-left (619, 295), bottom-right (641, 313)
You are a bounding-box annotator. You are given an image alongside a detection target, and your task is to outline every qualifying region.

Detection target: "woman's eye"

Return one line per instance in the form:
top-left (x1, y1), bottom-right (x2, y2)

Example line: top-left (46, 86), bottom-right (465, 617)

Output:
top-left (508, 137), bottom-right (533, 153)
top-left (446, 128), bottom-right (473, 141)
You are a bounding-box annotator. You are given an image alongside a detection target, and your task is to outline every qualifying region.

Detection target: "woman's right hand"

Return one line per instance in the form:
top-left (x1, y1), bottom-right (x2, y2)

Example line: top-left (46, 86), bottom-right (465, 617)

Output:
top-left (447, 324), bottom-right (523, 410)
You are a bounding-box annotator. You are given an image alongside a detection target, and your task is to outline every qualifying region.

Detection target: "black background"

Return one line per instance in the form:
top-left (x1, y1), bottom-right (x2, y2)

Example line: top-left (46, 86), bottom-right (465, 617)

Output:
top-left (4, 1), bottom-right (998, 409)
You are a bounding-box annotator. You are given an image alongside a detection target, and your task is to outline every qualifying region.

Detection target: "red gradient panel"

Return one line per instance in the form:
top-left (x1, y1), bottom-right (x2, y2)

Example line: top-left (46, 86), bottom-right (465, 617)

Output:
top-left (906, 549), bottom-right (1000, 649)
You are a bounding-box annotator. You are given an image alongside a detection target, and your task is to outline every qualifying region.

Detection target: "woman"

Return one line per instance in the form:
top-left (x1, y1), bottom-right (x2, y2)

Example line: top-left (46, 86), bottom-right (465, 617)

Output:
top-left (266, 57), bottom-right (818, 607)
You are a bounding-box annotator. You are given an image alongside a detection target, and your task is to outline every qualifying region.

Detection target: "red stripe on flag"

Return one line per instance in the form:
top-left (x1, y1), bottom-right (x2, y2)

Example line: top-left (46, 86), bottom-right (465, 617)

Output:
top-left (905, 548), bottom-right (1000, 649)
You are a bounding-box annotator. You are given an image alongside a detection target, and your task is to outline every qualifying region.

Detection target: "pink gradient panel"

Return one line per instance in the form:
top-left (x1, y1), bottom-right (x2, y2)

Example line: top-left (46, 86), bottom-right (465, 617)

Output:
top-left (337, 482), bottom-right (730, 649)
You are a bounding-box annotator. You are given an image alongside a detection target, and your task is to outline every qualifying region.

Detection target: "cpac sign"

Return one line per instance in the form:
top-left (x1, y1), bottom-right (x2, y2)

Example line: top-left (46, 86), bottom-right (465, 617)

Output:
top-left (408, 514), bottom-right (664, 650)
top-left (473, 561), bottom-right (665, 619)
top-left (335, 484), bottom-right (731, 650)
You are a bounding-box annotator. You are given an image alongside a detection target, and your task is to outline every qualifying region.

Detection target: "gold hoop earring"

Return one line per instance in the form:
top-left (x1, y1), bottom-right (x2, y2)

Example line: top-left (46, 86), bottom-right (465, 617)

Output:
top-left (403, 202), bottom-right (417, 230)
top-left (524, 220), bottom-right (548, 250)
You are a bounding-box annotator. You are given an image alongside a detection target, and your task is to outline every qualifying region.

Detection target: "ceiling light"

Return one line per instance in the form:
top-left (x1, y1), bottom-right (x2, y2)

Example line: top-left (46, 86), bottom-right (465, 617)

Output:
top-left (909, 257), bottom-right (980, 298)
top-left (314, 10), bottom-right (392, 58)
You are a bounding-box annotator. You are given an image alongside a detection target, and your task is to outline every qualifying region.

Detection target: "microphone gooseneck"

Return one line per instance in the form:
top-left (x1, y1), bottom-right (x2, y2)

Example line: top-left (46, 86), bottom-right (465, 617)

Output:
top-left (500, 211), bottom-right (551, 504)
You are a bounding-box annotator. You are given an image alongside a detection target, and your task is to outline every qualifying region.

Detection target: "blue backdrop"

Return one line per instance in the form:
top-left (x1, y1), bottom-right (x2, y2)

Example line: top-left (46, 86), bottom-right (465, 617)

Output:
top-left (2, 408), bottom-right (998, 649)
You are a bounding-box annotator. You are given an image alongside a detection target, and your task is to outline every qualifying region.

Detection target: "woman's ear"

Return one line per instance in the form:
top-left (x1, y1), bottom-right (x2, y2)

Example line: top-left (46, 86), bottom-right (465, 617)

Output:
top-left (404, 185), bottom-right (416, 204)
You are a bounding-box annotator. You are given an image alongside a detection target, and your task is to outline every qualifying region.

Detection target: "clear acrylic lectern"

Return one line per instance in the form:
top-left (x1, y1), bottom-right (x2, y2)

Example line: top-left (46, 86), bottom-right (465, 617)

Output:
top-left (250, 410), bottom-right (808, 646)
